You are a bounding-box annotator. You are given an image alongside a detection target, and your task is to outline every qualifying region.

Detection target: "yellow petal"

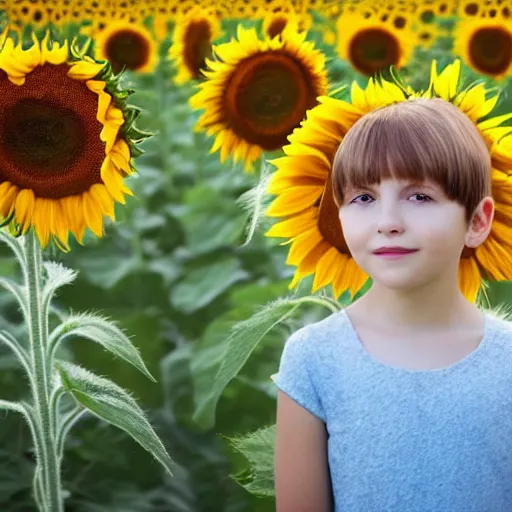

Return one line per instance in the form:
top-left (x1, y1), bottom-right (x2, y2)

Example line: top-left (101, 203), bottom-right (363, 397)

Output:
top-left (0, 183), bottom-right (18, 217)
top-left (266, 186), bottom-right (324, 217)
top-left (458, 256), bottom-right (481, 304)
top-left (67, 61), bottom-right (106, 80)
top-left (33, 198), bottom-right (51, 248)
top-left (14, 189), bottom-right (35, 233)
top-left (50, 200), bottom-right (70, 250)
top-left (82, 190), bottom-right (104, 237)
top-left (89, 184), bottom-right (115, 220)
top-left (100, 156), bottom-right (126, 203)
top-left (312, 246), bottom-right (340, 293)
top-left (265, 208), bottom-right (317, 238)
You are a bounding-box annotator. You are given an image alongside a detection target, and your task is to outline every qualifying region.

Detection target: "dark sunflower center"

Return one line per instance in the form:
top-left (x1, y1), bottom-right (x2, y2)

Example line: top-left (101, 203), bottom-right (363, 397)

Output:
top-left (183, 20), bottom-right (213, 79)
top-left (4, 99), bottom-right (84, 170)
top-left (0, 64), bottom-right (106, 198)
top-left (105, 29), bottom-right (151, 74)
top-left (226, 52), bottom-right (318, 150)
top-left (468, 27), bottom-right (512, 76)
top-left (317, 172), bottom-right (349, 254)
top-left (267, 18), bottom-right (288, 39)
top-left (348, 28), bottom-right (400, 76)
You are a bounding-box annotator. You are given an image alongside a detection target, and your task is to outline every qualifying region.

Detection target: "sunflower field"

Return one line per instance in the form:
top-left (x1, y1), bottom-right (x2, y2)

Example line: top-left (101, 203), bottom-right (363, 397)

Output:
top-left (0, 0), bottom-right (511, 510)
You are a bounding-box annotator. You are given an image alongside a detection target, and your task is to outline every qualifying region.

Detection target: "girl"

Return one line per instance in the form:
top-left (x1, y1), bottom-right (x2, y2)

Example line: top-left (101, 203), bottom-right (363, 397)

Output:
top-left (273, 97), bottom-right (512, 511)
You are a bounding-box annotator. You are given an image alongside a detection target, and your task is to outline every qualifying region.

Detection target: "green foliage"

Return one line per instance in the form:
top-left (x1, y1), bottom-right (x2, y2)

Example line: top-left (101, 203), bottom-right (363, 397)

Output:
top-left (193, 297), bottom-right (304, 429)
top-left (50, 312), bottom-right (155, 381)
top-left (228, 426), bottom-right (276, 497)
top-left (56, 361), bottom-right (174, 476)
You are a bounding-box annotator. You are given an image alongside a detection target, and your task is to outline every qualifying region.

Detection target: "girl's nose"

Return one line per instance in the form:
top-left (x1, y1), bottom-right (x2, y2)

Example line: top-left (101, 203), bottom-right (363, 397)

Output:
top-left (376, 203), bottom-right (405, 235)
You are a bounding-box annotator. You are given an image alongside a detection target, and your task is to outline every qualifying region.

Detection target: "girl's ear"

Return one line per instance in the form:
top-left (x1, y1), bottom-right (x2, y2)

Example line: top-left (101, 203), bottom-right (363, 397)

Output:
top-left (464, 196), bottom-right (494, 249)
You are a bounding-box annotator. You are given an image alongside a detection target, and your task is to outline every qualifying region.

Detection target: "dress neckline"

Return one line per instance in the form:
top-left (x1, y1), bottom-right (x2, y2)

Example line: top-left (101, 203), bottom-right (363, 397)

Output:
top-left (340, 308), bottom-right (493, 375)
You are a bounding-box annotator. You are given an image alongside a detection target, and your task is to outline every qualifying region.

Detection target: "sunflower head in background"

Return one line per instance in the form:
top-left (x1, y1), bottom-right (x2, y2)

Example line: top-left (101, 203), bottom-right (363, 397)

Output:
top-left (458, 0), bottom-right (511, 19)
top-left (189, 24), bottom-right (328, 172)
top-left (335, 0), bottom-right (417, 76)
top-left (411, 0), bottom-right (450, 50)
top-left (168, 6), bottom-right (222, 85)
top-left (0, 31), bottom-right (150, 250)
top-left (4, 0), bottom-right (53, 32)
top-left (262, 10), bottom-right (300, 40)
top-left (265, 60), bottom-right (512, 303)
top-left (454, 4), bottom-right (512, 79)
top-left (93, 21), bottom-right (158, 75)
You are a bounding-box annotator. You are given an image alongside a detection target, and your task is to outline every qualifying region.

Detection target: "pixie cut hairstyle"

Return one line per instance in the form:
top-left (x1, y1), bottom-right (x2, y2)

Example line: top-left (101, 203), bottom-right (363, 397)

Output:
top-left (331, 97), bottom-right (492, 222)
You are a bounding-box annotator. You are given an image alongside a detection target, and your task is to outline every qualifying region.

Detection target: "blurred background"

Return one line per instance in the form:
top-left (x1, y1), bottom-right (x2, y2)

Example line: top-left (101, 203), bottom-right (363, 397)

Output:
top-left (0, 0), bottom-right (511, 510)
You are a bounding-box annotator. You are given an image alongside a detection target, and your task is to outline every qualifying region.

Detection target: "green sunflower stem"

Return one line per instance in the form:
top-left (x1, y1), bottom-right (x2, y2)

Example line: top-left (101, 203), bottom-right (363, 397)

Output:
top-left (25, 231), bottom-right (63, 512)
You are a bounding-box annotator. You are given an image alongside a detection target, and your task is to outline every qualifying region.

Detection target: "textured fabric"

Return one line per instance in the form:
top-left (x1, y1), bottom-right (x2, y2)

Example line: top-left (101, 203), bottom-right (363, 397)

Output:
top-left (272, 308), bottom-right (512, 512)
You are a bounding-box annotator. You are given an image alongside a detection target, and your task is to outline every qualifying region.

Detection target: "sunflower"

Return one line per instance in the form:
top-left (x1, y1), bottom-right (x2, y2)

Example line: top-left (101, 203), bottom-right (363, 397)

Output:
top-left (453, 16), bottom-right (512, 79)
top-left (457, 0), bottom-right (510, 19)
top-left (335, 4), bottom-right (416, 76)
top-left (6, 0), bottom-right (52, 30)
top-left (93, 21), bottom-right (158, 75)
top-left (262, 11), bottom-right (300, 39)
top-left (265, 60), bottom-right (512, 303)
top-left (168, 7), bottom-right (222, 85)
top-left (416, 23), bottom-right (441, 49)
top-left (189, 25), bottom-right (328, 172)
top-left (0, 31), bottom-right (148, 250)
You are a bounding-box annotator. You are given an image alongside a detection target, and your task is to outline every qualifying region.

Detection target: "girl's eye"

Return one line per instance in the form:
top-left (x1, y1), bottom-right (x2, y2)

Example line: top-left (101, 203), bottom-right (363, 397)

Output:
top-left (411, 193), bottom-right (432, 202)
top-left (351, 194), bottom-right (373, 204)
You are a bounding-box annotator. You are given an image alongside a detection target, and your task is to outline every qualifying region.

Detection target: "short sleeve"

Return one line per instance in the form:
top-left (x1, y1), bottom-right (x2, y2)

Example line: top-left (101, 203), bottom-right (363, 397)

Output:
top-left (271, 327), bottom-right (325, 421)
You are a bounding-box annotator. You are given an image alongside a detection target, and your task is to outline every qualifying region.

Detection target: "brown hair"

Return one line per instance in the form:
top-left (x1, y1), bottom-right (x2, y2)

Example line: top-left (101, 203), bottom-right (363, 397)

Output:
top-left (331, 97), bottom-right (491, 222)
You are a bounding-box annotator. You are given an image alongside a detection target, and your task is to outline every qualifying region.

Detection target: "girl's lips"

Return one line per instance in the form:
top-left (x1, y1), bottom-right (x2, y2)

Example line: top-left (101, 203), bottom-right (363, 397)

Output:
top-left (374, 250), bottom-right (418, 259)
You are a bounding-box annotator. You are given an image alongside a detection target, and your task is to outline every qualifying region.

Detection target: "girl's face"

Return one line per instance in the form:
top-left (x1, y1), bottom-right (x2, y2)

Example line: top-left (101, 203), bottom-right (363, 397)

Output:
top-left (338, 178), bottom-right (471, 291)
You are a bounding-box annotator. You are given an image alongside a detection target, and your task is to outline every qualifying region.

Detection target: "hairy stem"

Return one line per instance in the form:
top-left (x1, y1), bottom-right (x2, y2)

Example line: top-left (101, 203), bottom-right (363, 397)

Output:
top-left (25, 232), bottom-right (63, 512)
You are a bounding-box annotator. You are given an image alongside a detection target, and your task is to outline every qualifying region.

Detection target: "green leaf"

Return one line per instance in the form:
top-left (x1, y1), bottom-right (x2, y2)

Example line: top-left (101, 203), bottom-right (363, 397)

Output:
top-left (236, 159), bottom-right (273, 247)
top-left (50, 313), bottom-right (155, 382)
top-left (0, 277), bottom-right (27, 315)
top-left (228, 425), bottom-right (276, 497)
top-left (42, 262), bottom-right (78, 311)
top-left (173, 186), bottom-right (247, 255)
top-left (74, 250), bottom-right (137, 289)
top-left (170, 257), bottom-right (249, 313)
top-left (55, 361), bottom-right (174, 475)
top-left (193, 297), bottom-right (302, 428)
top-left (0, 229), bottom-right (24, 263)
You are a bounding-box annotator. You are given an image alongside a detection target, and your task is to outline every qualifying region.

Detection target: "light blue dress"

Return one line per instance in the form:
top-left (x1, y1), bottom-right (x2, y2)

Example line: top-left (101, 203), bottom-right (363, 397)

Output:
top-left (272, 308), bottom-right (512, 511)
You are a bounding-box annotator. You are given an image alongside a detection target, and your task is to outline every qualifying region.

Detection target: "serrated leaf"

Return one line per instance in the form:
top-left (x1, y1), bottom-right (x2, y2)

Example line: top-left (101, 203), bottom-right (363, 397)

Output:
top-left (51, 313), bottom-right (155, 382)
top-left (228, 425), bottom-right (276, 497)
top-left (236, 159), bottom-right (273, 247)
top-left (43, 262), bottom-right (78, 303)
top-left (56, 361), bottom-right (174, 475)
top-left (193, 297), bottom-right (302, 428)
top-left (0, 275), bottom-right (27, 306)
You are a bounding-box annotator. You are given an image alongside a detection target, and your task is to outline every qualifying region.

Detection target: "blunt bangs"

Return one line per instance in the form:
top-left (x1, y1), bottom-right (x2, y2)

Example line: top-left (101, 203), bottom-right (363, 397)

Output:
top-left (331, 97), bottom-right (491, 221)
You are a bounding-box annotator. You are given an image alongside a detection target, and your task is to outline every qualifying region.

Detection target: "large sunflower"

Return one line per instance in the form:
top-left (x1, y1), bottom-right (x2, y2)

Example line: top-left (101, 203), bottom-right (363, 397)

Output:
top-left (189, 25), bottom-right (328, 172)
top-left (0, 31), bottom-right (148, 250)
top-left (265, 60), bottom-right (512, 303)
top-left (168, 6), bottom-right (222, 85)
top-left (94, 21), bottom-right (158, 75)
top-left (335, 4), bottom-right (416, 76)
top-left (453, 16), bottom-right (512, 78)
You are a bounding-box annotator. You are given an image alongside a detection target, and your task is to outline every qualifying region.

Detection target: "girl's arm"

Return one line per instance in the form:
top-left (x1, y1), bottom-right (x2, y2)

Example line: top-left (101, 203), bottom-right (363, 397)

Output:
top-left (275, 390), bottom-right (333, 512)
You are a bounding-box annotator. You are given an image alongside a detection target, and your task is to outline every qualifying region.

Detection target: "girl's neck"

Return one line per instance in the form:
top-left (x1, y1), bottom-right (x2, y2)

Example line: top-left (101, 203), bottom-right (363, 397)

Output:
top-left (351, 279), bottom-right (481, 332)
